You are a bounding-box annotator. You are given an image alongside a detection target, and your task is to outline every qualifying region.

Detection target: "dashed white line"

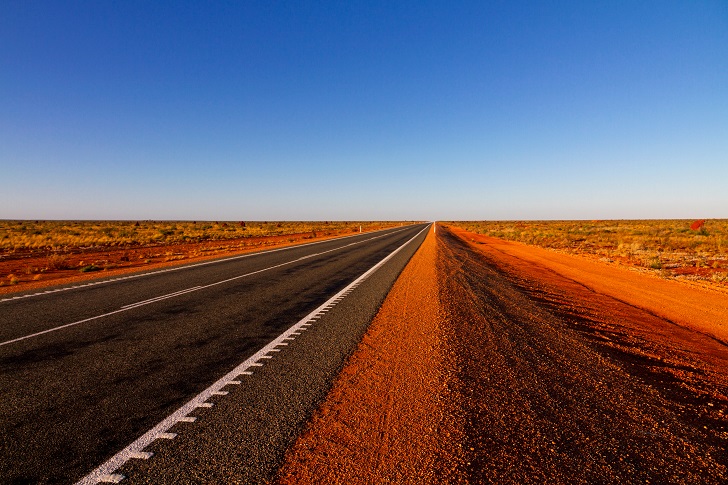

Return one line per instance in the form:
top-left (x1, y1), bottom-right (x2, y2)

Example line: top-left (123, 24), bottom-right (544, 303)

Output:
top-left (98, 474), bottom-right (124, 483)
top-left (75, 223), bottom-right (429, 485)
top-left (128, 452), bottom-right (153, 460)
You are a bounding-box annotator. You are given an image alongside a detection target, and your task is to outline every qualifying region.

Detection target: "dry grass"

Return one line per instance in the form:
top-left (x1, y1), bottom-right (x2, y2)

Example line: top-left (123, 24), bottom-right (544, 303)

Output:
top-left (0, 220), bottom-right (409, 291)
top-left (448, 220), bottom-right (728, 285)
top-left (0, 220), bottom-right (395, 252)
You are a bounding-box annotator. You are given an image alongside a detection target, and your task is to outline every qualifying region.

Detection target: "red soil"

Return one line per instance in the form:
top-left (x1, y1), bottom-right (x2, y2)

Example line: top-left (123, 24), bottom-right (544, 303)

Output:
top-left (276, 227), bottom-right (465, 483)
top-left (0, 227), bottom-right (391, 296)
top-left (446, 225), bottom-right (728, 344)
top-left (277, 223), bottom-right (728, 483)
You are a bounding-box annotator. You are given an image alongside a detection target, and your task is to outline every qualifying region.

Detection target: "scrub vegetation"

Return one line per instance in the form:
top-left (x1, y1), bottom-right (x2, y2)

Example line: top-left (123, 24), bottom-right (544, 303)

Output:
top-left (0, 220), bottom-right (385, 251)
top-left (0, 221), bottom-right (404, 290)
top-left (451, 220), bottom-right (728, 285)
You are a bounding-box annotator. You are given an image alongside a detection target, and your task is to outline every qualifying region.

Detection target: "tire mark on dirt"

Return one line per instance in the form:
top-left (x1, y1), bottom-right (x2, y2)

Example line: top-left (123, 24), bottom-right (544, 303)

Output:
top-left (439, 226), bottom-right (728, 484)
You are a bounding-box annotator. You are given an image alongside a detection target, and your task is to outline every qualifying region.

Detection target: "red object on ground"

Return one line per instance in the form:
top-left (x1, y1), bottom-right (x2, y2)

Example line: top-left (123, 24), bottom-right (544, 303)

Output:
top-left (690, 219), bottom-right (705, 231)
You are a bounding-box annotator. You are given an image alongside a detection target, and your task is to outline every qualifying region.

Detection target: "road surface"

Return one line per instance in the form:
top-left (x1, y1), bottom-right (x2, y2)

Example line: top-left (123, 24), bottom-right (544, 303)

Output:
top-left (0, 223), bottom-right (429, 484)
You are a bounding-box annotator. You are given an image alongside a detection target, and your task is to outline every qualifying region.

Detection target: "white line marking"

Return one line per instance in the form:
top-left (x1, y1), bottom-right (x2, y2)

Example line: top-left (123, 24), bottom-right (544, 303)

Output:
top-left (99, 474), bottom-right (124, 483)
top-left (0, 227), bottom-right (415, 347)
top-left (226, 380), bottom-right (241, 385)
top-left (157, 433), bottom-right (176, 440)
top-left (212, 391), bottom-right (228, 396)
top-left (128, 452), bottom-right (153, 460)
top-left (195, 403), bottom-right (213, 408)
top-left (120, 287), bottom-right (204, 309)
top-left (75, 223), bottom-right (429, 485)
top-left (0, 225), bottom-right (413, 304)
top-left (177, 417), bottom-right (196, 423)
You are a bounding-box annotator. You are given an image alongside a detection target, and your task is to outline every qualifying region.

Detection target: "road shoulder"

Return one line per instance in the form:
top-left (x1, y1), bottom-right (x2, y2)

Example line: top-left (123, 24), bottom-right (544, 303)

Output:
top-left (276, 226), bottom-right (465, 484)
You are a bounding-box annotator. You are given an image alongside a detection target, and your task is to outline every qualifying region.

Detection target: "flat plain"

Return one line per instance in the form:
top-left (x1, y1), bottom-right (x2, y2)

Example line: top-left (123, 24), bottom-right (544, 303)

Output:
top-left (0, 220), bottom-right (402, 293)
top-left (3, 220), bottom-right (727, 484)
top-left (452, 219), bottom-right (728, 287)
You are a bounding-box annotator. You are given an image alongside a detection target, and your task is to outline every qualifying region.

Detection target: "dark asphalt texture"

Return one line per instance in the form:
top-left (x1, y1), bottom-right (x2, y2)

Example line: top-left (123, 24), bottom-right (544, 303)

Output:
top-left (0, 223), bottom-right (429, 484)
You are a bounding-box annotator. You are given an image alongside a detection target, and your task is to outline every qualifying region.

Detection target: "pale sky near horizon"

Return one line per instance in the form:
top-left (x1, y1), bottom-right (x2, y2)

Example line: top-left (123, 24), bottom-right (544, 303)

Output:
top-left (2, 1), bottom-right (727, 221)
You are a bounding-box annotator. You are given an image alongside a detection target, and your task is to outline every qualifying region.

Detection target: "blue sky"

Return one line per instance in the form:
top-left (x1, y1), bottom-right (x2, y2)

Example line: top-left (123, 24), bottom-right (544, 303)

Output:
top-left (2, 1), bottom-right (726, 220)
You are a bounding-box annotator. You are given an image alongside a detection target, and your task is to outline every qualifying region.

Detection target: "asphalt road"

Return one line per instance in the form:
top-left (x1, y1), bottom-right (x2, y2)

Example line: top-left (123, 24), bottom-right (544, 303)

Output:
top-left (0, 223), bottom-right (429, 484)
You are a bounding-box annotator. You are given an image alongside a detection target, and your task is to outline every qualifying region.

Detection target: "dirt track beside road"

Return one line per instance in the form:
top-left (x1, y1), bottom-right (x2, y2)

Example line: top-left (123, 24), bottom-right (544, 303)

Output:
top-left (278, 224), bottom-right (728, 483)
top-left (439, 225), bottom-right (728, 483)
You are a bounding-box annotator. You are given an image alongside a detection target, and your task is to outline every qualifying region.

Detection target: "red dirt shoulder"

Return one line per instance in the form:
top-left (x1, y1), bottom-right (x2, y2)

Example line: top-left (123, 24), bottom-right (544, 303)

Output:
top-left (446, 225), bottom-right (728, 344)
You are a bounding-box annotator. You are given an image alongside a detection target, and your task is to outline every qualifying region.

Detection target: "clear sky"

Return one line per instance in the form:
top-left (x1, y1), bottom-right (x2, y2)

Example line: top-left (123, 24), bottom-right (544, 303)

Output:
top-left (2, 1), bottom-right (726, 220)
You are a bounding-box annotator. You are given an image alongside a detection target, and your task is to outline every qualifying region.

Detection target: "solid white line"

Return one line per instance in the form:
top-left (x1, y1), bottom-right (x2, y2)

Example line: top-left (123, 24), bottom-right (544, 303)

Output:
top-left (119, 287), bottom-right (204, 309)
top-left (0, 227), bottom-right (413, 348)
top-left (0, 308), bottom-right (137, 348)
top-left (0, 225), bottom-right (413, 304)
top-left (75, 223), bottom-right (429, 485)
